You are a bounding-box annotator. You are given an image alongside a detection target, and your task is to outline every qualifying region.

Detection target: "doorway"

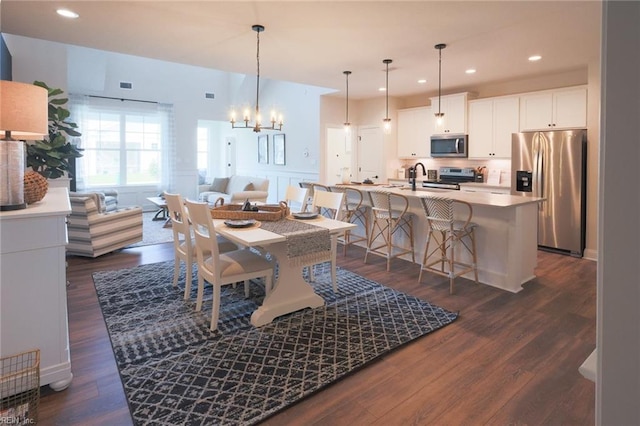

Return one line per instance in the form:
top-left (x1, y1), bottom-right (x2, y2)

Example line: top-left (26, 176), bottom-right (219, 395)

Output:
top-left (356, 126), bottom-right (384, 182)
top-left (325, 127), bottom-right (352, 185)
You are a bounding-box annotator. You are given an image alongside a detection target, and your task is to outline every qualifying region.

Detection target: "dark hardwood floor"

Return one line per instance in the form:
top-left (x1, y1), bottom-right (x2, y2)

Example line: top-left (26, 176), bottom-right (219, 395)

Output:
top-left (39, 243), bottom-right (596, 425)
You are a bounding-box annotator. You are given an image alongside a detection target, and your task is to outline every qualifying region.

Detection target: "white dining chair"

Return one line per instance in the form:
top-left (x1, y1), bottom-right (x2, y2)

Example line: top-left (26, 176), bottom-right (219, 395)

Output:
top-left (284, 185), bottom-right (308, 213)
top-left (164, 193), bottom-right (237, 301)
top-left (306, 190), bottom-right (344, 291)
top-left (311, 190), bottom-right (343, 220)
top-left (185, 199), bottom-right (274, 331)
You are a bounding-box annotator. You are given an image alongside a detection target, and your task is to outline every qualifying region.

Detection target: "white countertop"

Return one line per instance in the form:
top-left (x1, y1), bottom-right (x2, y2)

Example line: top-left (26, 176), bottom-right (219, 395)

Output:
top-left (0, 187), bottom-right (71, 219)
top-left (343, 184), bottom-right (543, 208)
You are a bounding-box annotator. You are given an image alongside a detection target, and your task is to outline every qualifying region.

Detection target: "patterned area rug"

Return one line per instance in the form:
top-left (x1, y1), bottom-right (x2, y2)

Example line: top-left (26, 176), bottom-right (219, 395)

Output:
top-left (127, 211), bottom-right (174, 248)
top-left (93, 261), bottom-right (458, 425)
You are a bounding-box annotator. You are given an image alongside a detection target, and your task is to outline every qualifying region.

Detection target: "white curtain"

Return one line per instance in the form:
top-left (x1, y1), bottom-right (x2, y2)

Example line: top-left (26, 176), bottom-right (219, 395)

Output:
top-left (68, 95), bottom-right (176, 192)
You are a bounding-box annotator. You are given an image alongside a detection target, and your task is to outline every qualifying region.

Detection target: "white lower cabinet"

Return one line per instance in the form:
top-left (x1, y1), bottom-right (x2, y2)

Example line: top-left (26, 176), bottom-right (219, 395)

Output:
top-left (0, 188), bottom-right (73, 391)
top-left (459, 184), bottom-right (511, 195)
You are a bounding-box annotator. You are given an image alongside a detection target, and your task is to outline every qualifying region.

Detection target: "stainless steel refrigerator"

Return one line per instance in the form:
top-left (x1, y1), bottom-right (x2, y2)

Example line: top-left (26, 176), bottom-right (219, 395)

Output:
top-left (511, 129), bottom-right (587, 257)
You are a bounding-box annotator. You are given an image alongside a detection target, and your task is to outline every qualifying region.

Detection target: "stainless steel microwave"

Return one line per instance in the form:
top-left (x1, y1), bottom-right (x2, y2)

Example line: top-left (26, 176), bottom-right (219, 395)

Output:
top-left (430, 134), bottom-right (468, 158)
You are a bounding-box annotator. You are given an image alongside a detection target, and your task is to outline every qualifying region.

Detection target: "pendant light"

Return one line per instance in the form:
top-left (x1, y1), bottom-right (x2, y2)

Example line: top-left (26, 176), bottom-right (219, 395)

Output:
top-left (382, 59), bottom-right (392, 134)
top-left (230, 25), bottom-right (283, 132)
top-left (434, 43), bottom-right (446, 126)
top-left (343, 71), bottom-right (352, 133)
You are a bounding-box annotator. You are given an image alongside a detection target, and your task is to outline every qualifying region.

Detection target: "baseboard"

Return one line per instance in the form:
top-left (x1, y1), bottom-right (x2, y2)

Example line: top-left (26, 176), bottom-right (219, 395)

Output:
top-left (583, 248), bottom-right (598, 261)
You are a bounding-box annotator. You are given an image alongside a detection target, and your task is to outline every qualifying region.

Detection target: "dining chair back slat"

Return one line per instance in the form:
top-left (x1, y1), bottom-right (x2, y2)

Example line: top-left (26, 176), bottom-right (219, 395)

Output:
top-left (285, 185), bottom-right (309, 213)
top-left (311, 190), bottom-right (343, 220)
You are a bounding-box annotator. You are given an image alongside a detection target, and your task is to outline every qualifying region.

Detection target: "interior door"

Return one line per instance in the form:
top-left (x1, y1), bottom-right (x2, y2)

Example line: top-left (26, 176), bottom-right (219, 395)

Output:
top-left (356, 126), bottom-right (384, 182)
top-left (325, 127), bottom-right (352, 184)
top-left (225, 136), bottom-right (236, 177)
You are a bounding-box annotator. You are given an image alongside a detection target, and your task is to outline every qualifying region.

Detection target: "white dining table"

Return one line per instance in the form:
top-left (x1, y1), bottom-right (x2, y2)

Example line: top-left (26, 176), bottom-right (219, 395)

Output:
top-left (212, 215), bottom-right (356, 327)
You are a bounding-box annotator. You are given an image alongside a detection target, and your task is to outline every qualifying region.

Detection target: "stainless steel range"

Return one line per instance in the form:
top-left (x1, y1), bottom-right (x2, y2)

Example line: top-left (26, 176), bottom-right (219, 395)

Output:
top-left (422, 167), bottom-right (476, 190)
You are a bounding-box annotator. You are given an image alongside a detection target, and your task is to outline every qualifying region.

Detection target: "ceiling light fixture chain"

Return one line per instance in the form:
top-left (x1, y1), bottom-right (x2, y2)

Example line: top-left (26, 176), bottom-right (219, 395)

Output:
top-left (343, 70), bottom-right (351, 132)
top-left (383, 59), bottom-right (392, 134)
top-left (434, 43), bottom-right (446, 125)
top-left (230, 24), bottom-right (283, 133)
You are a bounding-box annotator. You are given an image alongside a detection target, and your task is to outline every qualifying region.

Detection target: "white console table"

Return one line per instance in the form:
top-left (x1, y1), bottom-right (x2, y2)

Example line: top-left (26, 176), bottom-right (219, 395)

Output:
top-left (0, 187), bottom-right (73, 391)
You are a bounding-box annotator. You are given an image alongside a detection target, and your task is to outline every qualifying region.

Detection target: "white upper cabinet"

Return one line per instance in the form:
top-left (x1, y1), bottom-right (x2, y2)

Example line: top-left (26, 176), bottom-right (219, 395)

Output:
top-left (397, 106), bottom-right (432, 158)
top-left (469, 96), bottom-right (520, 158)
top-left (430, 93), bottom-right (469, 135)
top-left (519, 86), bottom-right (587, 131)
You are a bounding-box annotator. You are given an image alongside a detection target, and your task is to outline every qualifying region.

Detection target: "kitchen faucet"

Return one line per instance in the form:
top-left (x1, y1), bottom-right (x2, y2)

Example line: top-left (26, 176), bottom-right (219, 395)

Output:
top-left (408, 162), bottom-right (427, 191)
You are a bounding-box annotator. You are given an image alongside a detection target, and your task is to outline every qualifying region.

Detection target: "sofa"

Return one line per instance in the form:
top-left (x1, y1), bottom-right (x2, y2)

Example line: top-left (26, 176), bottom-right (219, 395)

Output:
top-left (198, 175), bottom-right (269, 204)
top-left (66, 192), bottom-right (143, 257)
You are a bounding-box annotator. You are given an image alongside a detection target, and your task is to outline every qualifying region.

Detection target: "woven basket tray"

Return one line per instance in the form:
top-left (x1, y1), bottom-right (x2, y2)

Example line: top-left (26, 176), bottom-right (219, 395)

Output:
top-left (210, 200), bottom-right (289, 221)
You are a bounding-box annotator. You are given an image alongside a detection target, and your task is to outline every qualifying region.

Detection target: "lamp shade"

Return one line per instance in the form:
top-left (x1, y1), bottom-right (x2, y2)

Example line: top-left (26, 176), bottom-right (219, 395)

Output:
top-left (0, 80), bottom-right (48, 140)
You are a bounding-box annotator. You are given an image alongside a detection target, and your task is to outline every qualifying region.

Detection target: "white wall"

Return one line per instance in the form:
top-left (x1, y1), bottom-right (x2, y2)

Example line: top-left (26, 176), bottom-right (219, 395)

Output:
top-left (4, 34), bottom-right (332, 206)
top-left (597, 1), bottom-right (640, 424)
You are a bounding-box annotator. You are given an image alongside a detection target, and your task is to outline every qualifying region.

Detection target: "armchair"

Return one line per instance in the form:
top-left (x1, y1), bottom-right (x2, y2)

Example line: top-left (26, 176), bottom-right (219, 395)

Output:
top-left (66, 193), bottom-right (143, 257)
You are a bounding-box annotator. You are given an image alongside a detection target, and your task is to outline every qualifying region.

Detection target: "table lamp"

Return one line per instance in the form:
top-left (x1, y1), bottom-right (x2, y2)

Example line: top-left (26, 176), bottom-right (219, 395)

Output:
top-left (0, 80), bottom-right (48, 210)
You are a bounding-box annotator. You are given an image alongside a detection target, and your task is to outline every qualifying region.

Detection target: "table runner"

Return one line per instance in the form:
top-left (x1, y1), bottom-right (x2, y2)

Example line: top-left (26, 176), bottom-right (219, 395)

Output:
top-left (260, 218), bottom-right (331, 266)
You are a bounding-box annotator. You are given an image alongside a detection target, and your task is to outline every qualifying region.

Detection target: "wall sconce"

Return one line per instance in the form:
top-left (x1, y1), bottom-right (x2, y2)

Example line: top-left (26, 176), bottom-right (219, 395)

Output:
top-left (0, 81), bottom-right (48, 210)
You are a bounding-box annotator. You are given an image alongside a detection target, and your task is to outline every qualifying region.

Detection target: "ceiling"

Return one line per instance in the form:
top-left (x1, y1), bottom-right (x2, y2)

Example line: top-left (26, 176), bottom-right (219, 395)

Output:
top-left (1, 1), bottom-right (602, 100)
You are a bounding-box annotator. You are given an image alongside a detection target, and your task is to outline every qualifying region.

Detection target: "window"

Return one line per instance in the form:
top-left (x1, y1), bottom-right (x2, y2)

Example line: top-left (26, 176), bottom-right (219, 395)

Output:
top-left (71, 96), bottom-right (174, 190)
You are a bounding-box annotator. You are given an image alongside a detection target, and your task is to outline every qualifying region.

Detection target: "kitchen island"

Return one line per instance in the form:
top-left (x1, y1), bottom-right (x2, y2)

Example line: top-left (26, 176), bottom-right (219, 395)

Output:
top-left (340, 184), bottom-right (544, 293)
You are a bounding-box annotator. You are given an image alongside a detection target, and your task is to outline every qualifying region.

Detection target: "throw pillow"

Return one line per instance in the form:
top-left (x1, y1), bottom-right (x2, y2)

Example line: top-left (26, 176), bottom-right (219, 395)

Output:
top-left (210, 177), bottom-right (229, 193)
top-left (243, 183), bottom-right (254, 191)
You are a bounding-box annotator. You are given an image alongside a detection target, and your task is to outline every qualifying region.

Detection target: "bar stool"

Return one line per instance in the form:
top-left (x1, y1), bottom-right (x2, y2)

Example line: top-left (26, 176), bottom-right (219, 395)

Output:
top-left (329, 185), bottom-right (369, 255)
top-left (364, 190), bottom-right (415, 271)
top-left (419, 196), bottom-right (478, 294)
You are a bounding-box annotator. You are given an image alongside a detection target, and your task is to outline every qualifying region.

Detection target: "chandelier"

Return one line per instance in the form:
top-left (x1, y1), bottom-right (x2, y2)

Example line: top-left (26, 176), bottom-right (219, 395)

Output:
top-left (230, 25), bottom-right (283, 132)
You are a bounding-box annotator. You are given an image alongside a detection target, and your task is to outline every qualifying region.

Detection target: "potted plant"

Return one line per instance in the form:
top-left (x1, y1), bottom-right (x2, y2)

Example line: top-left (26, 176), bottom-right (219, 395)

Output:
top-left (26, 81), bottom-right (83, 179)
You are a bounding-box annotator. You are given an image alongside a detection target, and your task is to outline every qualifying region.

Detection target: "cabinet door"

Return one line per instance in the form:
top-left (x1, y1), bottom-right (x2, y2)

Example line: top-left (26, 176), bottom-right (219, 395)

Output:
top-left (492, 97), bottom-right (520, 157)
top-left (397, 107), bottom-right (430, 158)
top-left (468, 99), bottom-right (493, 158)
top-left (520, 92), bottom-right (553, 130)
top-left (553, 87), bottom-right (587, 128)
top-left (432, 93), bottom-right (467, 135)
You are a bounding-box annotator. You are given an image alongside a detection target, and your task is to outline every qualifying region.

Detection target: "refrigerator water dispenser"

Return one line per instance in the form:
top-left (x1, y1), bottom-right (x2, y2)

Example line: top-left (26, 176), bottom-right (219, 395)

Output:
top-left (516, 170), bottom-right (533, 192)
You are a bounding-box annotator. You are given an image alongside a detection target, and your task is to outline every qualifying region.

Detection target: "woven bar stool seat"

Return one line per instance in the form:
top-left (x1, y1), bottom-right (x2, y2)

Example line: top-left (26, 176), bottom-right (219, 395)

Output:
top-left (364, 190), bottom-right (415, 271)
top-left (419, 196), bottom-right (479, 294)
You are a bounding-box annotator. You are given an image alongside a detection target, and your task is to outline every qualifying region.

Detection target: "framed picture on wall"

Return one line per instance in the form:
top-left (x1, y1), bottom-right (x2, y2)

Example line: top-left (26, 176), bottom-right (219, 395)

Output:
top-left (258, 134), bottom-right (269, 164)
top-left (273, 133), bottom-right (286, 165)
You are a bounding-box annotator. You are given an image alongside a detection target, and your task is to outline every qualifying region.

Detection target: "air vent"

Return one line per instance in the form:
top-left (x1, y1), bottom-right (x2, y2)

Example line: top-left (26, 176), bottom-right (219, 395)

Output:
top-left (205, 92), bottom-right (215, 99)
top-left (119, 81), bottom-right (133, 89)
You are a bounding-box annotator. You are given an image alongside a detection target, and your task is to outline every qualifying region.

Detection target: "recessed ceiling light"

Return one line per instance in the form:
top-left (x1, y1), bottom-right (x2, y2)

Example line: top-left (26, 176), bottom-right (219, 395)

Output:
top-left (56, 9), bottom-right (79, 19)
top-left (528, 55), bottom-right (542, 62)
top-left (465, 69), bottom-right (476, 74)
top-left (417, 79), bottom-right (427, 84)
top-left (378, 87), bottom-right (386, 92)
